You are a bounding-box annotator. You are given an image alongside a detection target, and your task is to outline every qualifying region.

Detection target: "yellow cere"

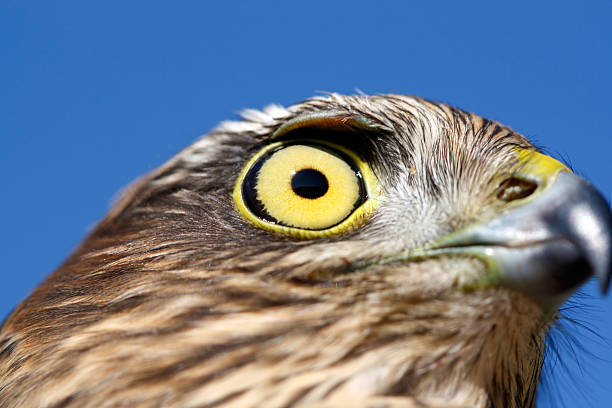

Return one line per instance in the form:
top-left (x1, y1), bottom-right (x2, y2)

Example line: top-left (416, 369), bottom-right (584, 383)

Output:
top-left (514, 148), bottom-right (571, 181)
top-left (256, 145), bottom-right (359, 229)
top-left (512, 148), bottom-right (572, 196)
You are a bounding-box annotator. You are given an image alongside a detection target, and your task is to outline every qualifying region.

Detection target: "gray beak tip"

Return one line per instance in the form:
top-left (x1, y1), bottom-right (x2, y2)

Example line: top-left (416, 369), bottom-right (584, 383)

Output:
top-left (567, 175), bottom-right (612, 295)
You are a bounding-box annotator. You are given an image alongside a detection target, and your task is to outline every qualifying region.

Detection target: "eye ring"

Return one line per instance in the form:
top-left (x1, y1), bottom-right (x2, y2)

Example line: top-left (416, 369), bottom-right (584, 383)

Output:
top-left (233, 140), bottom-right (381, 238)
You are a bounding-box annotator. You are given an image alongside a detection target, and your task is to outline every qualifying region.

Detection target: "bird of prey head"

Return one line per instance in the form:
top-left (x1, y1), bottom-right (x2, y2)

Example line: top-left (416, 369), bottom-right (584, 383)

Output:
top-left (1, 94), bottom-right (610, 408)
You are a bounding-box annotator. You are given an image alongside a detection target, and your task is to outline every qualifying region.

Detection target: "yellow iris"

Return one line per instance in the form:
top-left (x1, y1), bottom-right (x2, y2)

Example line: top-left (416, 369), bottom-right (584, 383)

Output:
top-left (233, 140), bottom-right (381, 238)
top-left (256, 145), bottom-right (360, 229)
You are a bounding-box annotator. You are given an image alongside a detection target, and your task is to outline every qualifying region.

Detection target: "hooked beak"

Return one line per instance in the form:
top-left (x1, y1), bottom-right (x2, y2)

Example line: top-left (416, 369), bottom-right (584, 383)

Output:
top-left (426, 149), bottom-right (612, 310)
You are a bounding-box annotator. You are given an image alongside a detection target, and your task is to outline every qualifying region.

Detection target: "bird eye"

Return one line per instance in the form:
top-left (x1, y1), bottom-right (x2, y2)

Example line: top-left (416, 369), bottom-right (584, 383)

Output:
top-left (234, 141), bottom-right (381, 238)
top-left (248, 145), bottom-right (362, 229)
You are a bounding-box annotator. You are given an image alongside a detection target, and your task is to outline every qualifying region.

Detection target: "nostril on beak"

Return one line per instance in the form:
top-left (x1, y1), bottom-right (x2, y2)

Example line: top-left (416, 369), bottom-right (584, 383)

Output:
top-left (497, 178), bottom-right (538, 202)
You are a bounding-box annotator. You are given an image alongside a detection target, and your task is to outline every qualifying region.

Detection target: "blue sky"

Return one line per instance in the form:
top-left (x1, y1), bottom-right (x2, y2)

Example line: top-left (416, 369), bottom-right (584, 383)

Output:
top-left (1, 1), bottom-right (611, 406)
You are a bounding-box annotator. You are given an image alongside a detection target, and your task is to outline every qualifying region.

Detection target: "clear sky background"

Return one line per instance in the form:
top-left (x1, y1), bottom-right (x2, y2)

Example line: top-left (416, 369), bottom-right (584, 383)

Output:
top-left (1, 1), bottom-right (611, 406)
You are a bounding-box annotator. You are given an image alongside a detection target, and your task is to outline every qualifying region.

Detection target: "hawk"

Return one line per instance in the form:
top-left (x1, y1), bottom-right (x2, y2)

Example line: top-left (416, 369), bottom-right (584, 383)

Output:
top-left (1, 94), bottom-right (610, 407)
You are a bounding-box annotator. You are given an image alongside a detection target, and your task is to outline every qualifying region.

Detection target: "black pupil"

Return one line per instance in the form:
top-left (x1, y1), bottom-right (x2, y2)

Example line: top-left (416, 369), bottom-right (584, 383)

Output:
top-left (291, 168), bottom-right (329, 199)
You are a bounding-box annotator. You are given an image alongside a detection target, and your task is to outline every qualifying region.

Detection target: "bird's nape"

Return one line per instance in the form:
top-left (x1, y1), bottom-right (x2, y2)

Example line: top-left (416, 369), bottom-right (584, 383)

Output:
top-left (0, 94), bottom-right (610, 408)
